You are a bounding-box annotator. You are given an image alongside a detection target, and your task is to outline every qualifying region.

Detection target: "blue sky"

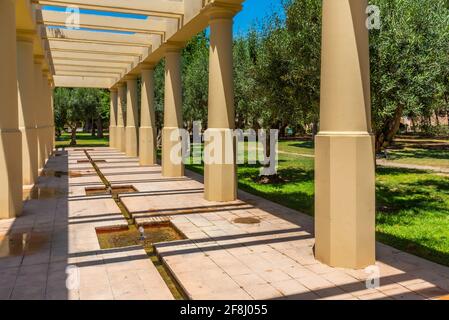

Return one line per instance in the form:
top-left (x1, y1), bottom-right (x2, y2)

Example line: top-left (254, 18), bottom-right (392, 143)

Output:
top-left (43, 0), bottom-right (284, 35)
top-left (234, 0), bottom-right (283, 35)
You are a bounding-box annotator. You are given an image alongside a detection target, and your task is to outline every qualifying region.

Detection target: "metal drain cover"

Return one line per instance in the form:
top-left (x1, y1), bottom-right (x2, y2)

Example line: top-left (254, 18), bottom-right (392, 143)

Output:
top-left (233, 217), bottom-right (261, 224)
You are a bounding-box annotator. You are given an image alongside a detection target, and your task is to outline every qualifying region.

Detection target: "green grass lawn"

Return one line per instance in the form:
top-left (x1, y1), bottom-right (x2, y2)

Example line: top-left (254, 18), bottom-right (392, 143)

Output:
top-left (386, 148), bottom-right (449, 168)
top-left (187, 149), bottom-right (449, 267)
top-left (385, 136), bottom-right (449, 168)
top-left (278, 140), bottom-right (315, 155)
top-left (55, 132), bottom-right (109, 148)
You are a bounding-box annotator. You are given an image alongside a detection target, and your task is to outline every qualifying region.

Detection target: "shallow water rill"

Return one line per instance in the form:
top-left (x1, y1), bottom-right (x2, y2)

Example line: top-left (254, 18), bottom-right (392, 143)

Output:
top-left (84, 150), bottom-right (187, 299)
top-left (85, 185), bottom-right (137, 197)
top-left (95, 223), bottom-right (187, 300)
top-left (96, 223), bottom-right (185, 249)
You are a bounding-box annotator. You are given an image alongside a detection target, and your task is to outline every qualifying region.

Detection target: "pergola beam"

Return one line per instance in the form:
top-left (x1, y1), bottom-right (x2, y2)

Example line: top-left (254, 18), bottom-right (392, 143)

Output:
top-left (54, 65), bottom-right (125, 72)
top-left (56, 71), bottom-right (119, 78)
top-left (53, 75), bottom-right (112, 88)
top-left (35, 0), bottom-right (185, 18)
top-left (49, 40), bottom-right (147, 56)
top-left (53, 60), bottom-right (128, 69)
top-left (51, 51), bottom-right (139, 63)
top-left (45, 28), bottom-right (153, 47)
top-left (39, 10), bottom-right (169, 35)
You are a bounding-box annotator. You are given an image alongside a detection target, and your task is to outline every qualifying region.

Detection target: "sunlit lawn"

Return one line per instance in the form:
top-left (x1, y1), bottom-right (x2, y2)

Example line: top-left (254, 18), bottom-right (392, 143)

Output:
top-left (55, 132), bottom-right (109, 148)
top-left (278, 140), bottom-right (315, 155)
top-left (384, 136), bottom-right (449, 168)
top-left (187, 141), bottom-right (449, 267)
top-left (386, 148), bottom-right (449, 168)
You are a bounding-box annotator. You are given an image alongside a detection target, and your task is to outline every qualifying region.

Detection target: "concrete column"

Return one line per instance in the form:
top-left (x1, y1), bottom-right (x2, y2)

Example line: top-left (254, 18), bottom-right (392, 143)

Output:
top-left (49, 84), bottom-right (55, 153)
top-left (42, 71), bottom-right (50, 160)
top-left (204, 6), bottom-right (240, 202)
top-left (109, 88), bottom-right (118, 149)
top-left (125, 77), bottom-right (139, 157)
top-left (116, 84), bottom-right (126, 152)
top-left (33, 57), bottom-right (45, 171)
top-left (139, 66), bottom-right (157, 165)
top-left (162, 46), bottom-right (184, 177)
top-left (315, 0), bottom-right (375, 269)
top-left (0, 0), bottom-right (23, 218)
top-left (17, 31), bottom-right (38, 186)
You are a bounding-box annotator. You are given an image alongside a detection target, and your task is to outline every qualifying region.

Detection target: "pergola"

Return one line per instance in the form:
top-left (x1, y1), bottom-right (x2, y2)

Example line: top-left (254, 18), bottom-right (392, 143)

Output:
top-left (0, 0), bottom-right (374, 269)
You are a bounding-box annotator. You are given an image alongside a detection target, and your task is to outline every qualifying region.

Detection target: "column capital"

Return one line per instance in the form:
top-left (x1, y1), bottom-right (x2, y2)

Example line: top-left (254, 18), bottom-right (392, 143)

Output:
top-left (203, 1), bottom-right (242, 20)
top-left (33, 54), bottom-right (44, 65)
top-left (123, 74), bottom-right (138, 81)
top-left (42, 68), bottom-right (49, 78)
top-left (140, 62), bottom-right (155, 71)
top-left (164, 41), bottom-right (184, 54)
top-left (16, 29), bottom-right (35, 43)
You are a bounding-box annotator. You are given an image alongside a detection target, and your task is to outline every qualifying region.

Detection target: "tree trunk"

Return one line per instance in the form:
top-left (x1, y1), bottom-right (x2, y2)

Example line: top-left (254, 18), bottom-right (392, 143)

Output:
top-left (91, 117), bottom-right (96, 137)
top-left (70, 125), bottom-right (77, 146)
top-left (83, 121), bottom-right (89, 133)
top-left (434, 109), bottom-right (440, 126)
top-left (375, 105), bottom-right (405, 153)
top-left (279, 123), bottom-right (288, 139)
top-left (96, 118), bottom-right (104, 138)
top-left (257, 129), bottom-right (283, 184)
top-left (311, 120), bottom-right (319, 142)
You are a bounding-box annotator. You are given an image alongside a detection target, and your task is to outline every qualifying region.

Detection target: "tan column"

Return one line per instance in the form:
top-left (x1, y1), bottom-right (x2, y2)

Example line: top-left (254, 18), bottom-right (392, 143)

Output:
top-left (0, 0), bottom-right (23, 218)
top-left (109, 88), bottom-right (118, 149)
top-left (33, 57), bottom-right (45, 171)
top-left (315, 0), bottom-right (375, 269)
top-left (162, 46), bottom-right (184, 177)
top-left (116, 84), bottom-right (126, 152)
top-left (49, 84), bottom-right (55, 153)
top-left (125, 77), bottom-right (139, 157)
top-left (139, 66), bottom-right (157, 165)
top-left (204, 6), bottom-right (240, 202)
top-left (17, 31), bottom-right (38, 186)
top-left (42, 71), bottom-right (50, 161)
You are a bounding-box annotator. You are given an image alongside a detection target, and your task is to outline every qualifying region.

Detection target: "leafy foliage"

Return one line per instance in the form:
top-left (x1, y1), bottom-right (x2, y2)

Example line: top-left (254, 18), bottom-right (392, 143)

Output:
top-left (53, 87), bottom-right (109, 145)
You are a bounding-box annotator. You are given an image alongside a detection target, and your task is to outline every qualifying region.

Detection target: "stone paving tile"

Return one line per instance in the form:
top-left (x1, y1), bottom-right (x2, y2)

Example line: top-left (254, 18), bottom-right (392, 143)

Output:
top-left (242, 283), bottom-right (283, 300)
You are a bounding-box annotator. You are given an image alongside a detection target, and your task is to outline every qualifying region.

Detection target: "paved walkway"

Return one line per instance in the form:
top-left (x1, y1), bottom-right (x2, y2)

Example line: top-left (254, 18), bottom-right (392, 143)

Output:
top-left (254, 146), bottom-right (449, 173)
top-left (376, 159), bottom-right (449, 173)
top-left (1, 147), bottom-right (449, 300)
top-left (0, 148), bottom-right (173, 300)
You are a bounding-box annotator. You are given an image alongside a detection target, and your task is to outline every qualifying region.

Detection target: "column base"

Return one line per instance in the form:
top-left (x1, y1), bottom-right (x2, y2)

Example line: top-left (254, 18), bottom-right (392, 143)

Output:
top-left (204, 163), bottom-right (236, 202)
top-left (139, 126), bottom-right (156, 165)
top-left (46, 126), bottom-right (53, 158)
top-left (125, 126), bottom-right (138, 157)
top-left (116, 126), bottom-right (126, 153)
top-left (20, 127), bottom-right (38, 185)
top-left (37, 127), bottom-right (47, 170)
top-left (204, 128), bottom-right (237, 202)
top-left (0, 129), bottom-right (23, 219)
top-left (314, 132), bottom-right (376, 269)
top-left (109, 126), bottom-right (116, 149)
top-left (161, 127), bottom-right (184, 177)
